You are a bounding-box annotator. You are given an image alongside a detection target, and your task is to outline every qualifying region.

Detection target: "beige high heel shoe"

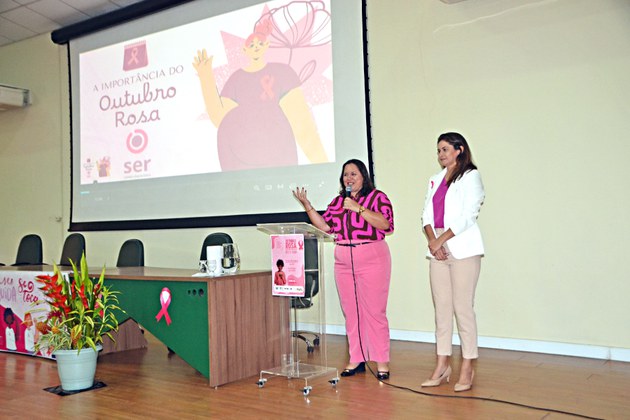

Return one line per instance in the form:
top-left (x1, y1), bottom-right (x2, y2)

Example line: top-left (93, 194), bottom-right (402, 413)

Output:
top-left (454, 370), bottom-right (475, 392)
top-left (421, 365), bottom-right (452, 387)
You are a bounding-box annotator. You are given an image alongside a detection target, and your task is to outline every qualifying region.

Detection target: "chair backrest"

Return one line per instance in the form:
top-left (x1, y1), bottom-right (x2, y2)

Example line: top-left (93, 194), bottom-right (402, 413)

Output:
top-left (59, 233), bottom-right (86, 266)
top-left (199, 232), bottom-right (233, 260)
top-left (116, 239), bottom-right (145, 267)
top-left (12, 234), bottom-right (43, 266)
top-left (292, 238), bottom-right (319, 309)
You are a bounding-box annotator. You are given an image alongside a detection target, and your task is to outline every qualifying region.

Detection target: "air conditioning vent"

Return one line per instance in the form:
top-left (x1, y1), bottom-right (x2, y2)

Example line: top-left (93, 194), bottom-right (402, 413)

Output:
top-left (0, 84), bottom-right (31, 111)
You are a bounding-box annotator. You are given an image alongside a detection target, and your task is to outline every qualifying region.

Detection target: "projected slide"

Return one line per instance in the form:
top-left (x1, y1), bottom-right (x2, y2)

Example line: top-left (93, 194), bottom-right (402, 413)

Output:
top-left (79, 0), bottom-right (334, 185)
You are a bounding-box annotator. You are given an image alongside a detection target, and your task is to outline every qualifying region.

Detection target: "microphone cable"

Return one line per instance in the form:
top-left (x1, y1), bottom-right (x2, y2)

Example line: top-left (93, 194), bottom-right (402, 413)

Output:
top-left (341, 200), bottom-right (603, 420)
top-left (344, 197), bottom-right (378, 380)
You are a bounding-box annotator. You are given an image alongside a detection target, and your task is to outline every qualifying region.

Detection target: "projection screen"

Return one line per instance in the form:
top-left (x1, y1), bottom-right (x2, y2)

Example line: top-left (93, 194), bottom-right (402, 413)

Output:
top-left (54, 0), bottom-right (372, 230)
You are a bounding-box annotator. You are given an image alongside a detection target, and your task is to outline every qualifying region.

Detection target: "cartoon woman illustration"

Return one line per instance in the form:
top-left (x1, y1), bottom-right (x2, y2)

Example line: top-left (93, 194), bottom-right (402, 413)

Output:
top-left (193, 15), bottom-right (328, 171)
top-left (97, 156), bottom-right (111, 177)
top-left (274, 259), bottom-right (287, 285)
top-left (22, 312), bottom-right (36, 353)
top-left (3, 308), bottom-right (18, 351)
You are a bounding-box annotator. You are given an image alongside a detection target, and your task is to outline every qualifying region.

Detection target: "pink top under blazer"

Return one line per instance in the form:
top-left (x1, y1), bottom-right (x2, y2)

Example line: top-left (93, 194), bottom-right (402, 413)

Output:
top-left (422, 168), bottom-right (485, 259)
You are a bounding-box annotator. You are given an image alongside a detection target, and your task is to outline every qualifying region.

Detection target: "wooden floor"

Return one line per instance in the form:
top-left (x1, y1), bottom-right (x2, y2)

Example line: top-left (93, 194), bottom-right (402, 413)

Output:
top-left (1, 332), bottom-right (629, 419)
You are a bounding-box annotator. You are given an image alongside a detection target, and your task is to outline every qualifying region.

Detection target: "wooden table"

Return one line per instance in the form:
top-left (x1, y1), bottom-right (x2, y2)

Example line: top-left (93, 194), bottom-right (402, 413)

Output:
top-left (94, 267), bottom-right (287, 387)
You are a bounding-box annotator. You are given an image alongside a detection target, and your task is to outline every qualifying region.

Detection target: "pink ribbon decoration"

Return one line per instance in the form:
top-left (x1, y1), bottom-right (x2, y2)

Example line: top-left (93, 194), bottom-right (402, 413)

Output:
top-left (127, 47), bottom-right (140, 66)
top-left (259, 75), bottom-right (275, 100)
top-left (155, 287), bottom-right (172, 325)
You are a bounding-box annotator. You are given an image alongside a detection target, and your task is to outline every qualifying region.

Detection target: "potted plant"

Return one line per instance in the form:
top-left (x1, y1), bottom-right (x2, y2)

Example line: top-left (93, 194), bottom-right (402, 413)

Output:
top-left (34, 253), bottom-right (121, 391)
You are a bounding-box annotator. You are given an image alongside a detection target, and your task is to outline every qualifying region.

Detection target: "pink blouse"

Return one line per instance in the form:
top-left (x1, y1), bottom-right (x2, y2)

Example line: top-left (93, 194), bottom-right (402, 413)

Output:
top-left (322, 189), bottom-right (394, 241)
top-left (432, 177), bottom-right (448, 228)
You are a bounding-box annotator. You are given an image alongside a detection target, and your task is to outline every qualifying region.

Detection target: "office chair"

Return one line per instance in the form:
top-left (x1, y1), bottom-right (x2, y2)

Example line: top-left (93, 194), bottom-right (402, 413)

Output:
top-left (12, 234), bottom-right (43, 266)
top-left (199, 232), bottom-right (233, 260)
top-left (111, 239), bottom-right (147, 351)
top-left (116, 239), bottom-right (145, 267)
top-left (59, 233), bottom-right (86, 266)
top-left (291, 238), bottom-right (320, 353)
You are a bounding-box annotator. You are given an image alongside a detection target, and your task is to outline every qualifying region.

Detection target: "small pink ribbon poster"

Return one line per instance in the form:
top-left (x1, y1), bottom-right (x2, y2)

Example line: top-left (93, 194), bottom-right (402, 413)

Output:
top-left (271, 234), bottom-right (305, 297)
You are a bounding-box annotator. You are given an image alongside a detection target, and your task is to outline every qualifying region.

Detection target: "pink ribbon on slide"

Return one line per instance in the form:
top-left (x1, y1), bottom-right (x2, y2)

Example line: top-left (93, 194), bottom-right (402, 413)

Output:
top-left (127, 47), bottom-right (140, 66)
top-left (260, 75), bottom-right (275, 100)
top-left (155, 287), bottom-right (172, 325)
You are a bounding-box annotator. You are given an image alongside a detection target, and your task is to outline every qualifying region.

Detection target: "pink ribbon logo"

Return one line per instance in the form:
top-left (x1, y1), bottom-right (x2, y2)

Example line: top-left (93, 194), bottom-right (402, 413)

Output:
top-left (123, 40), bottom-right (148, 71)
top-left (155, 287), bottom-right (172, 325)
top-left (127, 47), bottom-right (140, 66)
top-left (260, 75), bottom-right (275, 100)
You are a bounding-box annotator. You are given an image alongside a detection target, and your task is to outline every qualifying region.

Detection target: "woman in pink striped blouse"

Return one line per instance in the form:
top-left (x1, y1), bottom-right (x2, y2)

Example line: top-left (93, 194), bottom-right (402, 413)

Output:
top-left (293, 159), bottom-right (394, 380)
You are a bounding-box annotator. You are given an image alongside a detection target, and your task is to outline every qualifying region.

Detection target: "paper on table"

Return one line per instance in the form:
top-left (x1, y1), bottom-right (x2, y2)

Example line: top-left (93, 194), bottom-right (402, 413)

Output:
top-left (192, 272), bottom-right (212, 277)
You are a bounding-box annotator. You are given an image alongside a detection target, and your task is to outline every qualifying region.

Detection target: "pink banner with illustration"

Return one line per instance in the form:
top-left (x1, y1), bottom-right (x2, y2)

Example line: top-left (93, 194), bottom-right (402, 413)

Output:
top-left (271, 234), bottom-right (305, 297)
top-left (0, 270), bottom-right (54, 358)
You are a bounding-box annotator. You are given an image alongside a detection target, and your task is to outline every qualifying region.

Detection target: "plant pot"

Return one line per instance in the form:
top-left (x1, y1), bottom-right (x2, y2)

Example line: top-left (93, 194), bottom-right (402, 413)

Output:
top-left (53, 346), bottom-right (101, 391)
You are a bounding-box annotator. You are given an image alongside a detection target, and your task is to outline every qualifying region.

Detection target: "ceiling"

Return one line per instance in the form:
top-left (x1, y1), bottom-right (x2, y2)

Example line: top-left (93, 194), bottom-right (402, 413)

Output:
top-left (0, 1), bottom-right (470, 48)
top-left (0, 0), bottom-right (146, 47)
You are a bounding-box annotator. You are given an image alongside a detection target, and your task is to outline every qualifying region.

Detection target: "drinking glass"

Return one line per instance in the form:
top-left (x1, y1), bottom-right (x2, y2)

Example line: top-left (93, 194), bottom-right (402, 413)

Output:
top-left (208, 259), bottom-right (218, 275)
top-left (222, 243), bottom-right (240, 273)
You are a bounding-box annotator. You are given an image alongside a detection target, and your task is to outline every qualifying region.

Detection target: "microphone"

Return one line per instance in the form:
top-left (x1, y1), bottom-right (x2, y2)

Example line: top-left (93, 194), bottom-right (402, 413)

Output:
top-left (344, 185), bottom-right (353, 214)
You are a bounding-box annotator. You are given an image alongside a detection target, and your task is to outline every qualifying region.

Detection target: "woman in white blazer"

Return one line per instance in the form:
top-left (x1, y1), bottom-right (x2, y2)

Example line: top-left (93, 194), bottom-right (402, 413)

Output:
top-left (420, 132), bottom-right (484, 392)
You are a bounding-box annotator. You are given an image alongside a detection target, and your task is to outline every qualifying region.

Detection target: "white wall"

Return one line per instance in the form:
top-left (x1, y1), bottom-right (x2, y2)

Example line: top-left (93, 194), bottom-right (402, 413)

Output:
top-left (2, 0), bottom-right (630, 360)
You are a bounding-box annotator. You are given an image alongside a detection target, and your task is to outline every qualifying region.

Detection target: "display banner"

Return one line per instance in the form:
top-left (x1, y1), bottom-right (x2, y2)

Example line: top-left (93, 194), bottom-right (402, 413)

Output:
top-left (271, 234), bottom-right (305, 297)
top-left (0, 270), bottom-right (54, 358)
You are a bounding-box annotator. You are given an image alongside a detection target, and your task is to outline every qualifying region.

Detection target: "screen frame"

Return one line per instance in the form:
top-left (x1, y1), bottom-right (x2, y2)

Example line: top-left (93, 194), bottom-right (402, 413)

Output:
top-left (52, 0), bottom-right (374, 232)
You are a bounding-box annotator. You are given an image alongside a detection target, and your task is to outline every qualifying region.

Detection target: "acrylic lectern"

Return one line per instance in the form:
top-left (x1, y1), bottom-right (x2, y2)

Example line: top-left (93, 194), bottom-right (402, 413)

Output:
top-left (256, 222), bottom-right (339, 396)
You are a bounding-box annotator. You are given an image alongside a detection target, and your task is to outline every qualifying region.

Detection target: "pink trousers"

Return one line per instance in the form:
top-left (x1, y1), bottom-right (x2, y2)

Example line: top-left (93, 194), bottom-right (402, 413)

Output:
top-left (334, 240), bottom-right (391, 363)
